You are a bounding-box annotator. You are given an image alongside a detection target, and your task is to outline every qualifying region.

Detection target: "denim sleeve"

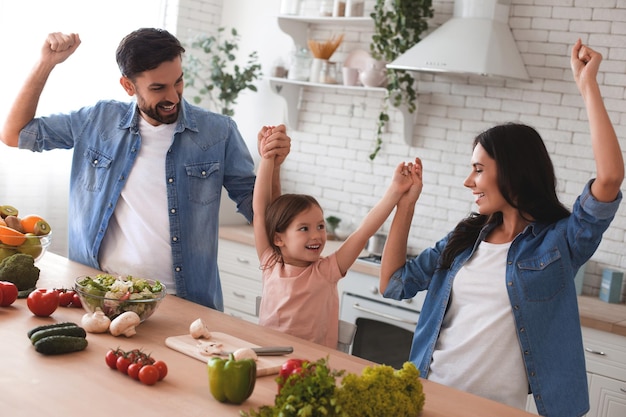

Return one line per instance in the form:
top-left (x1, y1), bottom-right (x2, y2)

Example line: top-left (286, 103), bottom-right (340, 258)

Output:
top-left (383, 236), bottom-right (448, 300)
top-left (221, 118), bottom-right (256, 223)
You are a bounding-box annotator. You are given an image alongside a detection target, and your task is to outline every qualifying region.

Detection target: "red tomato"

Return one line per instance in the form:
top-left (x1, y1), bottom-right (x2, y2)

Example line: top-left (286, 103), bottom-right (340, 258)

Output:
top-left (71, 292), bottom-right (82, 308)
top-left (153, 360), bottom-right (168, 381)
top-left (57, 290), bottom-right (74, 307)
top-left (138, 365), bottom-right (159, 385)
top-left (116, 356), bottom-right (131, 374)
top-left (0, 281), bottom-right (19, 306)
top-left (26, 288), bottom-right (59, 317)
top-left (105, 349), bottom-right (121, 369)
top-left (127, 363), bottom-right (143, 380)
top-left (279, 358), bottom-right (304, 380)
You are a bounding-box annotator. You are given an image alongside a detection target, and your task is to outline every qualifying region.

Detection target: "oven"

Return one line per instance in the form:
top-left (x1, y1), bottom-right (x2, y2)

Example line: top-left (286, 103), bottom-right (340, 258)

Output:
top-left (339, 255), bottom-right (425, 369)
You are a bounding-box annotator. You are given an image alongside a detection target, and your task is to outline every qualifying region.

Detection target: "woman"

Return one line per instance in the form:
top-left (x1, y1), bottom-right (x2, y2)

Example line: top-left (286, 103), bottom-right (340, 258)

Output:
top-left (380, 40), bottom-right (623, 417)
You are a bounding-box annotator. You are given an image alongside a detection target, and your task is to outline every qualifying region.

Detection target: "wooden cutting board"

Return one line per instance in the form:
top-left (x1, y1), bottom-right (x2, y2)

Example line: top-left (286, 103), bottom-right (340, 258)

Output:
top-left (165, 333), bottom-right (287, 376)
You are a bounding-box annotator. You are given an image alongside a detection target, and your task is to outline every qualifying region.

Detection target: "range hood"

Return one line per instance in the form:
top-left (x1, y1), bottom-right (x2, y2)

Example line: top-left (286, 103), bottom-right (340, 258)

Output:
top-left (387, 0), bottom-right (530, 81)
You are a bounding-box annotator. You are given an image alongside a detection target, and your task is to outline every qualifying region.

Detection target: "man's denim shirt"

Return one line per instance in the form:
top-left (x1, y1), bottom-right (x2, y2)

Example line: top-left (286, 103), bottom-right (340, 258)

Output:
top-left (19, 99), bottom-right (256, 311)
top-left (384, 181), bottom-right (621, 417)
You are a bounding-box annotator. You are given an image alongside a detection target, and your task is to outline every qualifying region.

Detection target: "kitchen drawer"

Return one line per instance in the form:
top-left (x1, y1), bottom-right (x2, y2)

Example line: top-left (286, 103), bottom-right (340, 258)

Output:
top-left (218, 239), bottom-right (261, 282)
top-left (223, 306), bottom-right (260, 324)
top-left (221, 271), bottom-right (262, 316)
top-left (582, 327), bottom-right (626, 382)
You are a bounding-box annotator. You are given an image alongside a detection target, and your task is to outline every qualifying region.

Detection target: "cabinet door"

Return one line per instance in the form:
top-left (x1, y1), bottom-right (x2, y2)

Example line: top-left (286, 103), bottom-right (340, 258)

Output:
top-left (588, 373), bottom-right (626, 417)
top-left (218, 239), bottom-right (262, 323)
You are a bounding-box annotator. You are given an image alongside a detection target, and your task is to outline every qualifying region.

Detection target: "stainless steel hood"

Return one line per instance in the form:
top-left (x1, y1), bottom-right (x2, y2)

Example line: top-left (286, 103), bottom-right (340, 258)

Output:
top-left (387, 0), bottom-right (530, 81)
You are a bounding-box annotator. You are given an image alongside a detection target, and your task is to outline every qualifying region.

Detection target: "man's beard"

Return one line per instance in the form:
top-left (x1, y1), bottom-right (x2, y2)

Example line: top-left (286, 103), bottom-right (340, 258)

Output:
top-left (137, 96), bottom-right (180, 125)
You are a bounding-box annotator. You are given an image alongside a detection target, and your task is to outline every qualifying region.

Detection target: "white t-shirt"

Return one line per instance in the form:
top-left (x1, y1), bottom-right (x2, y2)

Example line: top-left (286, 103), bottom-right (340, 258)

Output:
top-left (99, 118), bottom-right (176, 292)
top-left (428, 241), bottom-right (529, 410)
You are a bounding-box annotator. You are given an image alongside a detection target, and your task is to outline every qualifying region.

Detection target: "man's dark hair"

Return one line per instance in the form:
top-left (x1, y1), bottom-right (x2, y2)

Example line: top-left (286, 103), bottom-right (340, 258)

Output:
top-left (116, 28), bottom-right (185, 80)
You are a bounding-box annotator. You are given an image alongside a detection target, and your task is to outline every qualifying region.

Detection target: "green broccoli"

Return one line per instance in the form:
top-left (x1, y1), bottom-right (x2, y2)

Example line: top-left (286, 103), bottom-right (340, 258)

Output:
top-left (0, 253), bottom-right (40, 292)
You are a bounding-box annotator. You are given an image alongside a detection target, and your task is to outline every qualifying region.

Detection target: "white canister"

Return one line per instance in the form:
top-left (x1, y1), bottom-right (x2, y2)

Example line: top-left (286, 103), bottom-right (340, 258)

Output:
top-left (309, 58), bottom-right (326, 84)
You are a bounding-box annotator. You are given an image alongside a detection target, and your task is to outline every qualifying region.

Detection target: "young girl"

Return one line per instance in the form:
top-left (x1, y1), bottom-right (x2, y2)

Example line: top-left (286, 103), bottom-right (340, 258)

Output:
top-left (253, 125), bottom-right (421, 348)
top-left (380, 40), bottom-right (623, 415)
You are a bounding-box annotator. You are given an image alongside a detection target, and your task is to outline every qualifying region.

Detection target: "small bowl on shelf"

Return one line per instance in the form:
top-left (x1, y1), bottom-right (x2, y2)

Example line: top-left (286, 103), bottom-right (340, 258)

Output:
top-left (74, 275), bottom-right (166, 322)
top-left (0, 232), bottom-right (51, 263)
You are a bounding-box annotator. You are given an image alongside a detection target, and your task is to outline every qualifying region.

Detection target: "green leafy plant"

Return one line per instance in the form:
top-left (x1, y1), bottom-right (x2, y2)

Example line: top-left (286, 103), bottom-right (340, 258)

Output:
top-left (369, 0), bottom-right (434, 159)
top-left (183, 27), bottom-right (262, 117)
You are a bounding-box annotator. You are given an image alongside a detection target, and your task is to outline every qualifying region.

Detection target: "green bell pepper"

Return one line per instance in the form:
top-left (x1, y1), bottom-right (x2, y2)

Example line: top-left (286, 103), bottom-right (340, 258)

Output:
top-left (207, 353), bottom-right (257, 404)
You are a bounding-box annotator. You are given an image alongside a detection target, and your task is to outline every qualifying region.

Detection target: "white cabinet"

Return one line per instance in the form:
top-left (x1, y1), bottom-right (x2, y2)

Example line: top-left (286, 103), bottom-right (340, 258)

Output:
top-left (583, 326), bottom-right (626, 417)
top-left (270, 14), bottom-right (416, 144)
top-left (217, 239), bottom-right (262, 324)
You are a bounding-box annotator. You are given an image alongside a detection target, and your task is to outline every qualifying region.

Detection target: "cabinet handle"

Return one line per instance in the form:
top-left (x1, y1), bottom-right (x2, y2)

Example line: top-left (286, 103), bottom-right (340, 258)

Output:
top-left (584, 347), bottom-right (606, 356)
top-left (352, 303), bottom-right (418, 325)
top-left (236, 257), bottom-right (250, 264)
top-left (232, 292), bottom-right (246, 298)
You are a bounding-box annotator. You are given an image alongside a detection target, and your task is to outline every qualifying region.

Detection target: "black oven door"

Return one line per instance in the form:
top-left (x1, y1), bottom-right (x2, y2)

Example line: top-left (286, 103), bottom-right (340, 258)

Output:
top-left (341, 293), bottom-right (418, 369)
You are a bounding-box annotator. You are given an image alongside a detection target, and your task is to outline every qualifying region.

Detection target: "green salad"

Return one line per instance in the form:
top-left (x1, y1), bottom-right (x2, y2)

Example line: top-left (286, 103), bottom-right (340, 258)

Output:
top-left (76, 274), bottom-right (165, 320)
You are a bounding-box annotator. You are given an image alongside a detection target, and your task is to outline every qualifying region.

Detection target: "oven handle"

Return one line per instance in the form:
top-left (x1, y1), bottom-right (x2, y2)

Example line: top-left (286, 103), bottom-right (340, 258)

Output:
top-left (353, 303), bottom-right (418, 326)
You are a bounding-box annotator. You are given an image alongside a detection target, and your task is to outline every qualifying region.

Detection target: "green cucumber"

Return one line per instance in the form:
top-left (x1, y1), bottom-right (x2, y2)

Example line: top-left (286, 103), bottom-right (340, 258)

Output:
top-left (34, 335), bottom-right (88, 355)
top-left (27, 321), bottom-right (80, 339)
top-left (30, 325), bottom-right (87, 344)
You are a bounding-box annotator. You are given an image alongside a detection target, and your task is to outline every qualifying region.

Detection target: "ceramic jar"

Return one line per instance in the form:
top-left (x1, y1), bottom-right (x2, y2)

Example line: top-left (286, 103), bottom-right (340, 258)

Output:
top-left (359, 61), bottom-right (388, 88)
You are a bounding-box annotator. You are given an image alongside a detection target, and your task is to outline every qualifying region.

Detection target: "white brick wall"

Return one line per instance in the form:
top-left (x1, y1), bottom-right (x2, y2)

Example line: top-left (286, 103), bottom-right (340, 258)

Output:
top-left (177, 0), bottom-right (626, 300)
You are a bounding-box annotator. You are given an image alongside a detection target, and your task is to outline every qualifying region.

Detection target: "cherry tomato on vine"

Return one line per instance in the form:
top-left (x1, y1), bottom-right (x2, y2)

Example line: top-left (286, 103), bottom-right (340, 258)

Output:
top-left (105, 349), bottom-right (121, 369)
top-left (138, 364), bottom-right (160, 385)
top-left (116, 355), bottom-right (131, 374)
top-left (153, 360), bottom-right (168, 381)
top-left (127, 363), bottom-right (143, 380)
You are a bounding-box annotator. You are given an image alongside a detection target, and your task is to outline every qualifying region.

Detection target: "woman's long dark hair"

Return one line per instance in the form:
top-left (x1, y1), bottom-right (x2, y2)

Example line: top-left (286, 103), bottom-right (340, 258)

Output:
top-left (439, 123), bottom-right (571, 269)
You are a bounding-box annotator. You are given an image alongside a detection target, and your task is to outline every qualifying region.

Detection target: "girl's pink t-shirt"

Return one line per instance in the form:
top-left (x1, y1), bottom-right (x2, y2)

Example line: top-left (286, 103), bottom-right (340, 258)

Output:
top-left (258, 248), bottom-right (344, 348)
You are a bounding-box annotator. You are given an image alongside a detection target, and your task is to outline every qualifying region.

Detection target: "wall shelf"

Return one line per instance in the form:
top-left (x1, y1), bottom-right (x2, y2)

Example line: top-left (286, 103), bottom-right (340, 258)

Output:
top-left (268, 77), bottom-right (415, 145)
top-left (277, 15), bottom-right (373, 46)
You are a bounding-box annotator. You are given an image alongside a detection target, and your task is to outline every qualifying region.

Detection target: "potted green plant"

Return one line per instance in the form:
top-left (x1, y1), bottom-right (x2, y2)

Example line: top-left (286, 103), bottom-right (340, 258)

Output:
top-left (369, 0), bottom-right (434, 159)
top-left (183, 27), bottom-right (262, 117)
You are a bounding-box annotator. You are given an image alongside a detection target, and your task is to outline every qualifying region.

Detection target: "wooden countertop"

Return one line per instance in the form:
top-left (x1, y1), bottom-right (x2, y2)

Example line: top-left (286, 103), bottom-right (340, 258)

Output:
top-left (2, 252), bottom-right (537, 417)
top-left (219, 225), bottom-right (626, 337)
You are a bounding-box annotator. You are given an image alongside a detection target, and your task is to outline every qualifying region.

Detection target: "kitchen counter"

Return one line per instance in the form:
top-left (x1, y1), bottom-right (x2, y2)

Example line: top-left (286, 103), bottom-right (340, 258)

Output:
top-left (2, 252), bottom-right (536, 417)
top-left (219, 225), bottom-right (626, 337)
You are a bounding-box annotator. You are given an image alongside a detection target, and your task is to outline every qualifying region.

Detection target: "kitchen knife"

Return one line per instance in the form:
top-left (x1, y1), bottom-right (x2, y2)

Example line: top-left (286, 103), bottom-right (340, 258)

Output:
top-left (220, 346), bottom-right (293, 356)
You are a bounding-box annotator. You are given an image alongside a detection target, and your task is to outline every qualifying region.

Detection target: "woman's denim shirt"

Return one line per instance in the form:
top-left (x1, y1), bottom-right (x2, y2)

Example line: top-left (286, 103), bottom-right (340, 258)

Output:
top-left (18, 99), bottom-right (256, 311)
top-left (384, 180), bottom-right (621, 417)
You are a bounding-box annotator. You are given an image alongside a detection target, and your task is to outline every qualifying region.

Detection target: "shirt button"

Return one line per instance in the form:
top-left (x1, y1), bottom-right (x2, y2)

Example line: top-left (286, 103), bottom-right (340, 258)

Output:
top-left (172, 236), bottom-right (178, 242)
top-left (175, 267), bottom-right (181, 272)
top-left (508, 281), bottom-right (513, 286)
top-left (513, 305), bottom-right (519, 310)
top-left (201, 170), bottom-right (207, 176)
top-left (519, 327), bottom-right (525, 333)
top-left (170, 208), bottom-right (176, 214)
top-left (168, 178), bottom-right (174, 183)
top-left (93, 159), bottom-right (98, 165)
top-left (530, 371), bottom-right (536, 377)
top-left (524, 350), bottom-right (529, 355)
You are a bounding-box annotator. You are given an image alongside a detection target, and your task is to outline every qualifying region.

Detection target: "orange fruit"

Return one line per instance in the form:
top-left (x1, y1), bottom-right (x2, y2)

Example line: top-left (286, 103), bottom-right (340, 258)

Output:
top-left (20, 215), bottom-right (51, 235)
top-left (0, 225), bottom-right (27, 246)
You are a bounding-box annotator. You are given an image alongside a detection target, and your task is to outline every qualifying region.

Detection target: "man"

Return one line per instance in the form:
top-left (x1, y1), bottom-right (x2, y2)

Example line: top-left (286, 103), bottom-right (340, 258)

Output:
top-left (0, 28), bottom-right (290, 310)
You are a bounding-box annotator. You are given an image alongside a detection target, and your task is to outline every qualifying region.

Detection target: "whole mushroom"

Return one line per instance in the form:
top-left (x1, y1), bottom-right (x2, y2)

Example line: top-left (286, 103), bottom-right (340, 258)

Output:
top-left (189, 318), bottom-right (211, 339)
top-left (81, 308), bottom-right (111, 333)
top-left (109, 311), bottom-right (141, 337)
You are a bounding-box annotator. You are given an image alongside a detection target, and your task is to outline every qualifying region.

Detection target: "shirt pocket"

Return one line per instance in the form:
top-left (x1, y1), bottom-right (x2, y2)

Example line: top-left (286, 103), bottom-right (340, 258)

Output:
top-left (517, 247), bottom-right (565, 301)
top-left (185, 162), bottom-right (221, 205)
top-left (78, 148), bottom-right (113, 192)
